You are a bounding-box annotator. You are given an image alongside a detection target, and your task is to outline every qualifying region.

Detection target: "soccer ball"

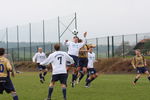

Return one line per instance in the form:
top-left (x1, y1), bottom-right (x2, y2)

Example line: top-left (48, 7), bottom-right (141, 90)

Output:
top-left (72, 29), bottom-right (78, 35)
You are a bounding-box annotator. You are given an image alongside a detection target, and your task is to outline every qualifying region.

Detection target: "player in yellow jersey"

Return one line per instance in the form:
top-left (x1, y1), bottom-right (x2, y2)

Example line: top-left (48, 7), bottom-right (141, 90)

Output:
top-left (131, 49), bottom-right (150, 85)
top-left (76, 39), bottom-right (89, 84)
top-left (0, 48), bottom-right (19, 100)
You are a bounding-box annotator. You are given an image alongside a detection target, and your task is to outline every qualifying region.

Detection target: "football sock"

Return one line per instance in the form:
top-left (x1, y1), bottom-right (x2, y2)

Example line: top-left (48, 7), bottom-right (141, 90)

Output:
top-left (39, 73), bottom-right (43, 79)
top-left (48, 87), bottom-right (54, 99)
top-left (79, 73), bottom-right (84, 82)
top-left (11, 93), bottom-right (19, 100)
top-left (43, 72), bottom-right (47, 76)
top-left (86, 79), bottom-right (91, 86)
top-left (134, 78), bottom-right (139, 83)
top-left (72, 74), bottom-right (77, 82)
top-left (148, 76), bottom-right (150, 81)
top-left (90, 77), bottom-right (96, 83)
top-left (62, 87), bottom-right (67, 100)
top-left (86, 74), bottom-right (89, 82)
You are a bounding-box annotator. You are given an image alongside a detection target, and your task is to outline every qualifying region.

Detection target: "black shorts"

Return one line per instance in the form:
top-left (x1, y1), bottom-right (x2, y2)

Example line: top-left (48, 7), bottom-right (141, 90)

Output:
top-left (79, 57), bottom-right (88, 68)
top-left (88, 68), bottom-right (97, 75)
top-left (51, 74), bottom-right (68, 85)
top-left (136, 67), bottom-right (148, 74)
top-left (37, 63), bottom-right (46, 71)
top-left (0, 77), bottom-right (15, 94)
top-left (67, 55), bottom-right (78, 67)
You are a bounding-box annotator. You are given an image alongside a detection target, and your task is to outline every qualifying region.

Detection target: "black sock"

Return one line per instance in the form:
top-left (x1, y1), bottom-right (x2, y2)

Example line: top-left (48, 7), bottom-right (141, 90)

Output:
top-left (86, 79), bottom-right (91, 86)
top-left (79, 73), bottom-right (84, 82)
top-left (134, 78), bottom-right (139, 83)
top-left (43, 72), bottom-right (47, 76)
top-left (39, 73), bottom-right (43, 79)
top-left (86, 74), bottom-right (89, 82)
top-left (90, 77), bottom-right (96, 83)
top-left (62, 88), bottom-right (67, 100)
top-left (48, 87), bottom-right (54, 99)
top-left (72, 74), bottom-right (77, 82)
top-left (13, 96), bottom-right (19, 100)
top-left (148, 76), bottom-right (150, 81)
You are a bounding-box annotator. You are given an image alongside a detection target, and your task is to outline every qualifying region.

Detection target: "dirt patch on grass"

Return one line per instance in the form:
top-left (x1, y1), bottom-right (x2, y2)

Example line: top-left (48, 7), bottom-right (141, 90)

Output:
top-left (14, 58), bottom-right (150, 74)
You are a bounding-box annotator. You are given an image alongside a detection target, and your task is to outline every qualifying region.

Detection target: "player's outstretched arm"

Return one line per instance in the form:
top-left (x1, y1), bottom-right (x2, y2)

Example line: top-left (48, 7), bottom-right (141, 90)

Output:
top-left (78, 32), bottom-right (88, 48)
top-left (64, 40), bottom-right (70, 46)
top-left (64, 52), bottom-right (74, 64)
top-left (40, 54), bottom-right (53, 66)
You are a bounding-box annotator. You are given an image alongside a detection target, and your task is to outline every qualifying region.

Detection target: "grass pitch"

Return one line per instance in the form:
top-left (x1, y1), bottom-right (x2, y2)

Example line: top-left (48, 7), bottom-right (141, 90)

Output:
top-left (1, 72), bottom-right (150, 100)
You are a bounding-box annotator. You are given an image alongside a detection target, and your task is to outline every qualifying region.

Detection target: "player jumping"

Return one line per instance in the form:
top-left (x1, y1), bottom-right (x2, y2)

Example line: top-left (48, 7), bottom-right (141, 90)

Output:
top-left (0, 48), bottom-right (19, 100)
top-left (40, 44), bottom-right (74, 100)
top-left (85, 46), bottom-right (98, 88)
top-left (131, 49), bottom-right (150, 85)
top-left (64, 32), bottom-right (87, 87)
top-left (32, 47), bottom-right (48, 83)
top-left (76, 39), bottom-right (89, 84)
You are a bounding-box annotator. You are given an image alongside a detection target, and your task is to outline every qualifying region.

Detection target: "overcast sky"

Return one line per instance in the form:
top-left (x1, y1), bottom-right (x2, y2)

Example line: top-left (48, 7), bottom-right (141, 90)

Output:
top-left (0, 0), bottom-right (150, 39)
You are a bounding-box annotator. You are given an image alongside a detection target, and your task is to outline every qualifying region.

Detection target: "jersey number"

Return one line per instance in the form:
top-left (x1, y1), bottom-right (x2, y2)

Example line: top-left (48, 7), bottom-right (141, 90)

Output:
top-left (0, 64), bottom-right (4, 72)
top-left (58, 57), bottom-right (62, 64)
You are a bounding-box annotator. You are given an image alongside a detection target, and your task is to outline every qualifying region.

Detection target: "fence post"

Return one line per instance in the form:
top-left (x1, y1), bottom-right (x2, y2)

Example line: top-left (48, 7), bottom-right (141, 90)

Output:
top-left (75, 12), bottom-right (77, 30)
top-left (112, 36), bottom-right (114, 57)
top-left (96, 38), bottom-right (99, 59)
top-left (17, 25), bottom-right (19, 61)
top-left (107, 36), bottom-right (110, 58)
top-left (136, 34), bottom-right (138, 44)
top-left (12, 48), bottom-right (14, 62)
top-left (58, 16), bottom-right (60, 44)
top-left (6, 28), bottom-right (8, 54)
top-left (42, 20), bottom-right (45, 52)
top-left (24, 47), bottom-right (25, 61)
top-left (122, 35), bottom-right (125, 58)
top-left (29, 23), bottom-right (32, 61)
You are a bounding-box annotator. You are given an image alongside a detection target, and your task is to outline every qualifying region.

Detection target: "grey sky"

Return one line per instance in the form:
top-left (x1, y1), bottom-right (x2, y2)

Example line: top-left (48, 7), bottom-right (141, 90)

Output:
top-left (0, 0), bottom-right (150, 39)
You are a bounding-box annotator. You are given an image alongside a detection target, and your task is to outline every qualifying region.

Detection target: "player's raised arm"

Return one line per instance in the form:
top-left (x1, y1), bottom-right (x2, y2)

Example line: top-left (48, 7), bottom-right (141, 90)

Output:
top-left (64, 40), bottom-right (70, 46)
top-left (79, 32), bottom-right (88, 48)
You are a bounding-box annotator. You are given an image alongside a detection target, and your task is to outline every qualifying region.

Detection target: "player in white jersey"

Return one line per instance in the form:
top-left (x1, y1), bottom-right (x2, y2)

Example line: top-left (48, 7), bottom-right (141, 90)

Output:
top-left (64, 32), bottom-right (87, 87)
top-left (85, 46), bottom-right (98, 88)
top-left (40, 44), bottom-right (74, 100)
top-left (32, 48), bottom-right (47, 83)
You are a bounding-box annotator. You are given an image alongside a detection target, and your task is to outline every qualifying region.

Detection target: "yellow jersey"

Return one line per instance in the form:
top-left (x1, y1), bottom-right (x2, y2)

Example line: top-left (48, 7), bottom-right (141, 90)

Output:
top-left (131, 55), bottom-right (146, 68)
top-left (0, 56), bottom-right (12, 77)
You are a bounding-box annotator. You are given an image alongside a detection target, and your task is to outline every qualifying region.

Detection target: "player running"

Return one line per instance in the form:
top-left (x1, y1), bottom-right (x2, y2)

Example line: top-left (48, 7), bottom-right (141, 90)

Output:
top-left (32, 47), bottom-right (48, 83)
top-left (131, 49), bottom-right (150, 85)
top-left (85, 46), bottom-right (98, 88)
top-left (40, 44), bottom-right (74, 100)
top-left (0, 48), bottom-right (19, 100)
top-left (64, 32), bottom-right (87, 87)
top-left (76, 39), bottom-right (89, 84)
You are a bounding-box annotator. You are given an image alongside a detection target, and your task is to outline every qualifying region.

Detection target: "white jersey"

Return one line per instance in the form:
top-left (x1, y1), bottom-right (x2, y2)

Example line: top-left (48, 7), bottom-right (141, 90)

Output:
top-left (87, 52), bottom-right (96, 68)
top-left (64, 38), bottom-right (86, 56)
top-left (32, 52), bottom-right (47, 63)
top-left (40, 51), bottom-right (74, 75)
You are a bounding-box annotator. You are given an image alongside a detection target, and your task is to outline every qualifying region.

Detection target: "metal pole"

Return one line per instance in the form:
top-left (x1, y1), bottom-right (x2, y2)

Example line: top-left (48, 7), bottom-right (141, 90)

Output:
top-left (29, 23), bottom-right (32, 61)
top-left (136, 34), bottom-right (138, 44)
top-left (17, 25), bottom-right (19, 61)
top-left (58, 16), bottom-right (60, 44)
top-left (122, 35), bottom-right (125, 58)
top-left (75, 12), bottom-right (77, 30)
top-left (107, 36), bottom-right (110, 58)
top-left (24, 47), bottom-right (25, 61)
top-left (6, 28), bottom-right (8, 54)
top-left (96, 38), bottom-right (99, 59)
top-left (42, 20), bottom-right (45, 52)
top-left (112, 36), bottom-right (114, 57)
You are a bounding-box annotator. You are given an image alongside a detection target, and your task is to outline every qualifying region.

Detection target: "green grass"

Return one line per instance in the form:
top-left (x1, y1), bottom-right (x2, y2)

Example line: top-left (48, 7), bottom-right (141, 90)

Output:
top-left (1, 73), bottom-right (150, 100)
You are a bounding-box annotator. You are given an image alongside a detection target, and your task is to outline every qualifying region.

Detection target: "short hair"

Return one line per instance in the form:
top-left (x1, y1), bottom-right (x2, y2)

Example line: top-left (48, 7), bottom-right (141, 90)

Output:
top-left (54, 43), bottom-right (60, 51)
top-left (0, 48), bottom-right (5, 56)
top-left (78, 39), bottom-right (82, 43)
top-left (135, 49), bottom-right (141, 52)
